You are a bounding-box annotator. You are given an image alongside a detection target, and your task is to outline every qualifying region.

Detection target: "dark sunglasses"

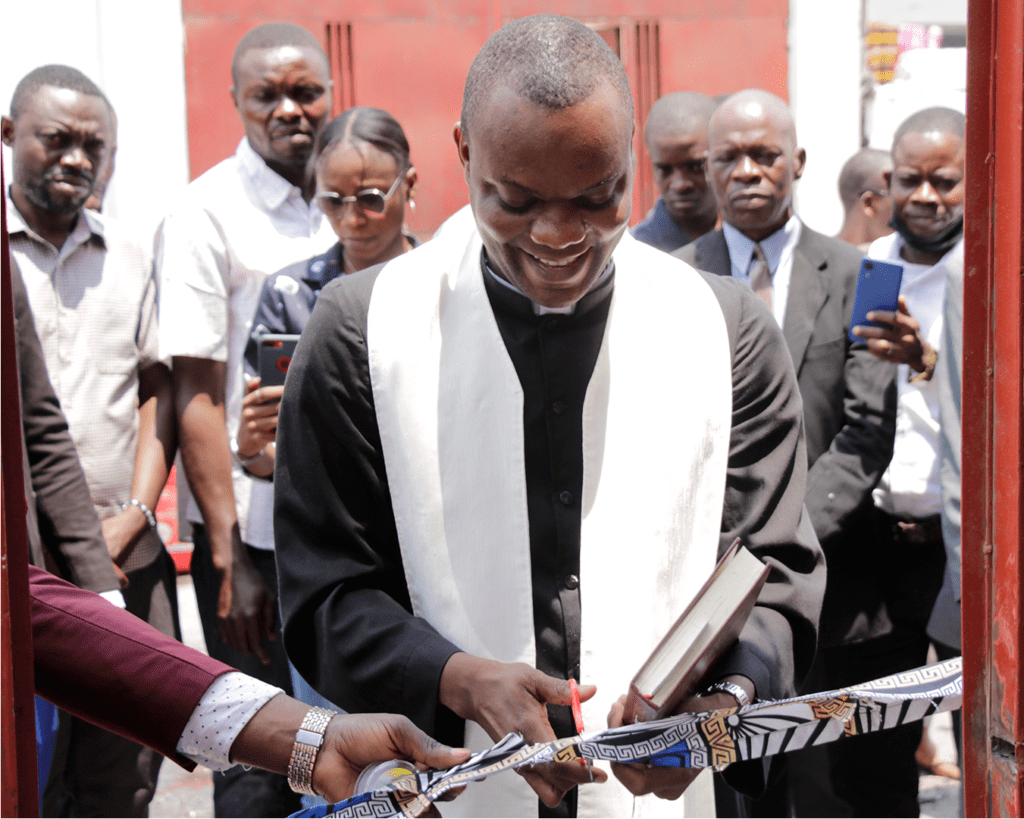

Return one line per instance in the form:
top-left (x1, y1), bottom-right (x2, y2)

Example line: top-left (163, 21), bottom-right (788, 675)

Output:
top-left (315, 172), bottom-right (406, 217)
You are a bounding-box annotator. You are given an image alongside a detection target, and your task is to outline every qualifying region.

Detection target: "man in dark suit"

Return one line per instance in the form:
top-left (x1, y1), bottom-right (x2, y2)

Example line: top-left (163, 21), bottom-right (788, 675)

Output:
top-left (675, 89), bottom-right (897, 817)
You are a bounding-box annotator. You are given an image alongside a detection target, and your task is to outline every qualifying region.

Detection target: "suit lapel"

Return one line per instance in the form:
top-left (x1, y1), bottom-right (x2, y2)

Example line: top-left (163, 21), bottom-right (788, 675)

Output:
top-left (783, 232), bottom-right (829, 370)
top-left (692, 229), bottom-right (830, 372)
top-left (693, 231), bottom-right (732, 278)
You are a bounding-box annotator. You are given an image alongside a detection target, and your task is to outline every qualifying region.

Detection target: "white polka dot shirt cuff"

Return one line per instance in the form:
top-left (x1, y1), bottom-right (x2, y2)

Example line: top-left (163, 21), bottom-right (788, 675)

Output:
top-left (176, 672), bottom-right (284, 771)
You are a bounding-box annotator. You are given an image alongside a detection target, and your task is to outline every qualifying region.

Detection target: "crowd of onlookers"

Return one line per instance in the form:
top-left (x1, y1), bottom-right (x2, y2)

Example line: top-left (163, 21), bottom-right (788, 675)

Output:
top-left (6, 14), bottom-right (965, 819)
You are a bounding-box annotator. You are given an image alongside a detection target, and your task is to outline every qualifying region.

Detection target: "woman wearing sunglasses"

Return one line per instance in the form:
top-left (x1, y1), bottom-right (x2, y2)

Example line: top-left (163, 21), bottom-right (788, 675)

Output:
top-left (313, 108), bottom-right (419, 274)
top-left (226, 106), bottom-right (419, 728)
top-left (234, 107), bottom-right (417, 505)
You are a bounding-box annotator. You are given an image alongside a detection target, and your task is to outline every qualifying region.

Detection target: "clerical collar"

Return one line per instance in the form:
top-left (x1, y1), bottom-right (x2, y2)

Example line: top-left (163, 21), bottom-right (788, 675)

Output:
top-left (483, 252), bottom-right (614, 315)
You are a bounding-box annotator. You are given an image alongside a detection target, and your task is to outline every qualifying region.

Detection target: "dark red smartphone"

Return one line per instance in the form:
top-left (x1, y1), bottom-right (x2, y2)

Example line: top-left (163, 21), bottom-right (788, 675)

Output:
top-left (257, 334), bottom-right (300, 387)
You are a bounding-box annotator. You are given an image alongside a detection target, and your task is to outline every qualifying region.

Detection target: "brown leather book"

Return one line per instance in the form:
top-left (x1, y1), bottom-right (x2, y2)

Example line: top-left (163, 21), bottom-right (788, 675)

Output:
top-left (622, 539), bottom-right (770, 723)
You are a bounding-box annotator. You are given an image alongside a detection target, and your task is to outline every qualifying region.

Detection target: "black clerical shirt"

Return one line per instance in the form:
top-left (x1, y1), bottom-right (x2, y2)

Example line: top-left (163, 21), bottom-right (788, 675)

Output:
top-left (274, 248), bottom-right (825, 817)
top-left (484, 262), bottom-right (613, 719)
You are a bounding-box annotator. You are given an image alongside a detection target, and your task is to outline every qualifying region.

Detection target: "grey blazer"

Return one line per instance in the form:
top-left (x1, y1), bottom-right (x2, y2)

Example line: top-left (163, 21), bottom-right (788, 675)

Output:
top-left (677, 226), bottom-right (898, 646)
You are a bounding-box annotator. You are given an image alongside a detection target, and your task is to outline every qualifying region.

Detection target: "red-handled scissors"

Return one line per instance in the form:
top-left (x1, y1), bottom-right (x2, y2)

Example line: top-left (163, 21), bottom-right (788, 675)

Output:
top-left (568, 679), bottom-right (593, 775)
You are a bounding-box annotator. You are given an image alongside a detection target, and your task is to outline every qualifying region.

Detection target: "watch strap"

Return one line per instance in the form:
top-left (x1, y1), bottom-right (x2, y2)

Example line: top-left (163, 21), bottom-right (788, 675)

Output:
top-left (230, 436), bottom-right (264, 468)
top-left (703, 680), bottom-right (752, 707)
top-left (287, 706), bottom-right (337, 796)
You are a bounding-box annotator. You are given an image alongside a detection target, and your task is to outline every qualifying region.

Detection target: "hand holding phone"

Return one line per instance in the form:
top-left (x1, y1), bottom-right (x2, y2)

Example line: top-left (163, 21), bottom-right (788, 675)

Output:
top-left (257, 333), bottom-right (300, 387)
top-left (235, 377), bottom-right (284, 477)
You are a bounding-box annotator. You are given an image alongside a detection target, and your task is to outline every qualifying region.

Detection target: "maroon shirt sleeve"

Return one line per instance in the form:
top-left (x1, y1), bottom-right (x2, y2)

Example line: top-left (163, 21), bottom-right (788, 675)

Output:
top-left (30, 564), bottom-right (234, 769)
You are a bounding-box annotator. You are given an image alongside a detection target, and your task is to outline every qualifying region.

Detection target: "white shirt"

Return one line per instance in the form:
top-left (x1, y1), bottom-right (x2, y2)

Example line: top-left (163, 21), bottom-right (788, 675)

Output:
top-left (155, 138), bottom-right (336, 546)
top-left (723, 214), bottom-right (802, 328)
top-left (870, 232), bottom-right (959, 518)
top-left (7, 191), bottom-right (163, 583)
top-left (177, 672), bottom-right (283, 771)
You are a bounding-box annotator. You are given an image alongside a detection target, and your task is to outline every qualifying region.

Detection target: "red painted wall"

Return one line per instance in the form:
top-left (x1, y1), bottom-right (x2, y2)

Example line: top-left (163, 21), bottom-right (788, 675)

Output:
top-left (182, 1), bottom-right (789, 237)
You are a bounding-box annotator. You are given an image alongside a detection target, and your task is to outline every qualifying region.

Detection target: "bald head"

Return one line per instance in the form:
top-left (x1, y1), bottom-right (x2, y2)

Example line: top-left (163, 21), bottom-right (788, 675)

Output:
top-left (460, 15), bottom-right (633, 137)
top-left (835, 148), bottom-right (893, 246)
top-left (644, 91), bottom-right (716, 147)
top-left (706, 89), bottom-right (805, 240)
top-left (838, 148), bottom-right (892, 210)
top-left (709, 89), bottom-right (796, 152)
top-left (892, 106), bottom-right (965, 153)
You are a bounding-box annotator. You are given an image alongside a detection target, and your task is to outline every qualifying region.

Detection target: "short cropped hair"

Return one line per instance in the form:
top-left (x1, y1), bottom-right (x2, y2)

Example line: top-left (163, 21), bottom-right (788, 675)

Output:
top-left (892, 107), bottom-right (965, 152)
top-left (10, 64), bottom-right (110, 120)
top-left (316, 107), bottom-right (411, 171)
top-left (644, 91), bottom-right (717, 146)
top-left (838, 148), bottom-right (892, 209)
top-left (231, 22), bottom-right (328, 86)
top-left (461, 15), bottom-right (633, 136)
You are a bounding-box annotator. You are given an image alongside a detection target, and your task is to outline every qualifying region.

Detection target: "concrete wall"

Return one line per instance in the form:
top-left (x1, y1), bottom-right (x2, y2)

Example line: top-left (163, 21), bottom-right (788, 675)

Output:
top-left (866, 0), bottom-right (967, 25)
top-left (867, 48), bottom-right (967, 150)
top-left (788, 0), bottom-right (865, 236)
top-left (1, 0), bottom-right (189, 235)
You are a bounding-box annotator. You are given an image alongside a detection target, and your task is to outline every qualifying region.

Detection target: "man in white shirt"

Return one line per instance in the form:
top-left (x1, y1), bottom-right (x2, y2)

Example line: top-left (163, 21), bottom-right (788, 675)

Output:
top-left (849, 106), bottom-right (965, 817)
top-left (154, 22), bottom-right (336, 817)
top-left (3, 64), bottom-right (178, 816)
top-left (676, 90), bottom-right (898, 817)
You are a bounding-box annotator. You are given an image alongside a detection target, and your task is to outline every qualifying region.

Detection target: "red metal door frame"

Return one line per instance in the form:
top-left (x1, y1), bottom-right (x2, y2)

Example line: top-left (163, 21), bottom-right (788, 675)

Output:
top-left (962, 0), bottom-right (1024, 813)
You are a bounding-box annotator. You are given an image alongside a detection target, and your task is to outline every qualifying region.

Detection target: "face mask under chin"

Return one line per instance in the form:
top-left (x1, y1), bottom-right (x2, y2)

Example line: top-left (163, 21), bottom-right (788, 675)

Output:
top-left (888, 211), bottom-right (964, 257)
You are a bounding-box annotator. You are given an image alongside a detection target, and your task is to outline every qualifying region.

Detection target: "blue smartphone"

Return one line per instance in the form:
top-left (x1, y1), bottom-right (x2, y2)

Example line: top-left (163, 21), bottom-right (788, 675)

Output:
top-left (849, 258), bottom-right (904, 342)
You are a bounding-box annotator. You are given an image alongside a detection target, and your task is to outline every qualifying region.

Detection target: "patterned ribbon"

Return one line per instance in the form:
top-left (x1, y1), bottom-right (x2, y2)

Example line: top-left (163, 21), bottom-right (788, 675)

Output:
top-left (292, 657), bottom-right (962, 819)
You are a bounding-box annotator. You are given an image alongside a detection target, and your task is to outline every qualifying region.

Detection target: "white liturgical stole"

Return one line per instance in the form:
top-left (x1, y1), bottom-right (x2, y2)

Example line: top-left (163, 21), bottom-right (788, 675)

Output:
top-left (367, 209), bottom-right (733, 817)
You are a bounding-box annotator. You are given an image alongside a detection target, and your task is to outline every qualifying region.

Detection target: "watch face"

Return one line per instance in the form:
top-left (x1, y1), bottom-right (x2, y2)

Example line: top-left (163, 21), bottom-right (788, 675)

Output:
top-left (295, 728), bottom-right (325, 747)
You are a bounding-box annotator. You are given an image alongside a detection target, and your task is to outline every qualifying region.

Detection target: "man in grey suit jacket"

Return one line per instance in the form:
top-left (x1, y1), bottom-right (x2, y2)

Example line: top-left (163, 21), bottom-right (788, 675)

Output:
top-left (675, 89), bottom-right (897, 817)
